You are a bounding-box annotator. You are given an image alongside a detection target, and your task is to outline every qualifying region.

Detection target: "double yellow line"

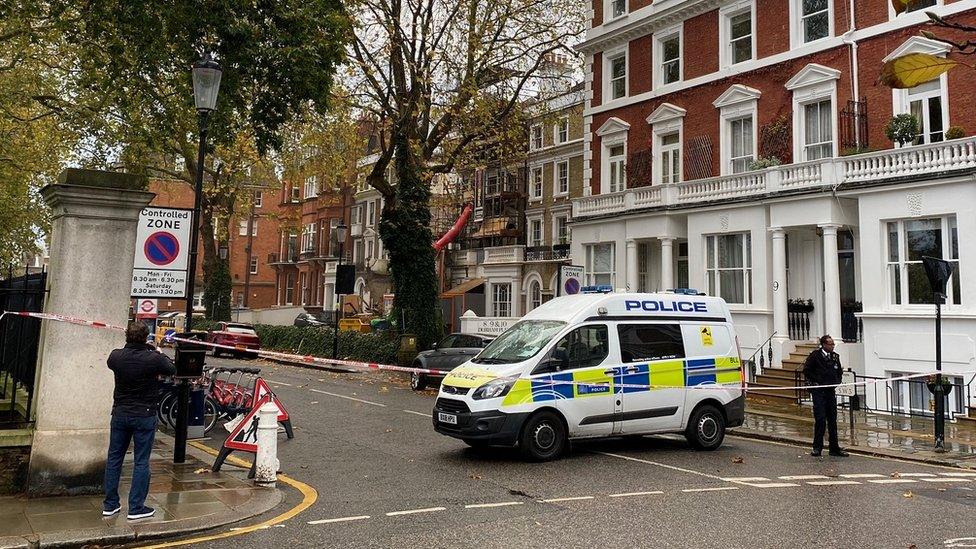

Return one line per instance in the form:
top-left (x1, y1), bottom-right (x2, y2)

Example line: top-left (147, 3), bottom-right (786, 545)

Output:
top-left (137, 441), bottom-right (317, 548)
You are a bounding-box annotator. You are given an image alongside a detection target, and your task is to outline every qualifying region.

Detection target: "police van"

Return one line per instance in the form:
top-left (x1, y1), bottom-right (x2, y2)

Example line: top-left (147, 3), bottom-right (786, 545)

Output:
top-left (432, 291), bottom-right (745, 460)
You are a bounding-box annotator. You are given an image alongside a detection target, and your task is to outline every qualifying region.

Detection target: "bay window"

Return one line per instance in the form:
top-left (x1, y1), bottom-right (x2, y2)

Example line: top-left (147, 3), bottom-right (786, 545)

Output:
top-left (586, 243), bottom-right (615, 286)
top-left (886, 216), bottom-right (960, 305)
top-left (705, 233), bottom-right (752, 304)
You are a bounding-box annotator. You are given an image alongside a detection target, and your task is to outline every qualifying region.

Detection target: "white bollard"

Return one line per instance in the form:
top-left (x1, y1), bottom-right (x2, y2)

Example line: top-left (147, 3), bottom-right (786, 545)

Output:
top-left (254, 402), bottom-right (279, 486)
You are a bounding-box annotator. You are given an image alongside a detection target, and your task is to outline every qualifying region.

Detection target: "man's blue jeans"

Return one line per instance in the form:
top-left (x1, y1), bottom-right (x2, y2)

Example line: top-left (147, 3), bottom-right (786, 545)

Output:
top-left (103, 415), bottom-right (157, 512)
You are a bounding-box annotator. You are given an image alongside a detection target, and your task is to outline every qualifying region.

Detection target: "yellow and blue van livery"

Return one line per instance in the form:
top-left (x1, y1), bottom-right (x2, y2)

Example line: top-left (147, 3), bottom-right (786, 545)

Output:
top-left (433, 292), bottom-right (745, 460)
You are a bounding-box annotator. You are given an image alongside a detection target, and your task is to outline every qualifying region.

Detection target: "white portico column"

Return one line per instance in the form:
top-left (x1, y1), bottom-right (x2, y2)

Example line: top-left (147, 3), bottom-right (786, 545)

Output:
top-left (660, 237), bottom-right (675, 291)
top-left (770, 228), bottom-right (789, 351)
top-left (511, 277), bottom-right (521, 317)
top-left (625, 239), bottom-right (638, 291)
top-left (820, 224), bottom-right (843, 340)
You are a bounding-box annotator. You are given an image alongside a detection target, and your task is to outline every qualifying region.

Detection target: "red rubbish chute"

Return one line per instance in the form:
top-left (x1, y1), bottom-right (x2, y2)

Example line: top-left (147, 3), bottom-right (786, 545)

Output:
top-left (433, 204), bottom-right (473, 251)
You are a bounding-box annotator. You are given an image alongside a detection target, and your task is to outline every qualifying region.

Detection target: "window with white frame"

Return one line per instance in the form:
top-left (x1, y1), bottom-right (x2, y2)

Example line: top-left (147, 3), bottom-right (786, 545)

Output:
top-left (284, 274), bottom-right (295, 305)
top-left (903, 79), bottom-right (946, 145)
top-left (886, 216), bottom-right (960, 305)
top-left (722, 3), bottom-right (754, 67)
top-left (802, 99), bottom-right (833, 160)
top-left (249, 256), bottom-right (258, 275)
top-left (798, 0), bottom-right (830, 44)
top-left (301, 223), bottom-right (316, 252)
top-left (705, 233), bottom-right (752, 304)
top-left (658, 32), bottom-right (681, 86)
top-left (353, 239), bottom-right (363, 263)
top-left (556, 161), bottom-right (569, 195)
top-left (900, 0), bottom-right (937, 14)
top-left (528, 280), bottom-right (543, 311)
top-left (530, 124), bottom-right (543, 150)
top-left (300, 272), bottom-right (308, 305)
top-left (608, 144), bottom-right (626, 192)
top-left (530, 219), bottom-right (543, 247)
top-left (304, 175), bottom-right (318, 199)
top-left (556, 117), bottom-right (569, 144)
top-left (175, 156), bottom-right (186, 173)
top-left (607, 0), bottom-right (626, 20)
top-left (290, 184), bottom-right (301, 202)
top-left (366, 238), bottom-right (375, 260)
top-left (531, 166), bottom-right (543, 199)
top-left (367, 200), bottom-right (376, 225)
top-left (608, 53), bottom-right (627, 100)
top-left (890, 370), bottom-right (965, 417)
top-left (253, 191), bottom-right (263, 208)
top-left (659, 132), bottom-right (681, 184)
top-left (585, 243), bottom-right (615, 286)
top-left (238, 219), bottom-right (257, 236)
top-left (676, 241), bottom-right (689, 288)
top-left (351, 204), bottom-right (361, 225)
top-left (555, 215), bottom-right (569, 245)
top-left (728, 116), bottom-right (755, 173)
top-left (492, 283), bottom-right (512, 317)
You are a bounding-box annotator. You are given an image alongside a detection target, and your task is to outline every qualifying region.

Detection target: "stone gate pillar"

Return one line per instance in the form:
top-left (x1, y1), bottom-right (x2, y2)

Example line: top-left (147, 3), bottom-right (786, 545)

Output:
top-left (28, 169), bottom-right (154, 496)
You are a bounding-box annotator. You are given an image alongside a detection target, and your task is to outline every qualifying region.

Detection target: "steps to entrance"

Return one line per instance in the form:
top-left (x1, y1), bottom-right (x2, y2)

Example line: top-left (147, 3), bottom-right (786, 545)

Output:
top-left (746, 341), bottom-right (818, 405)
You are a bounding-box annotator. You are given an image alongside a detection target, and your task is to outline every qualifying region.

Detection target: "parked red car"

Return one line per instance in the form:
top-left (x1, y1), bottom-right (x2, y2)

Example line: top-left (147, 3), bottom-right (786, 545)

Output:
top-left (207, 322), bottom-right (261, 358)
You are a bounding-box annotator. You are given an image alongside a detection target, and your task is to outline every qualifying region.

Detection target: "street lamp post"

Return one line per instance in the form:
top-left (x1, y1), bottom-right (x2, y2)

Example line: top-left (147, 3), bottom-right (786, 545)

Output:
top-left (332, 221), bottom-right (347, 359)
top-left (174, 53), bottom-right (222, 464)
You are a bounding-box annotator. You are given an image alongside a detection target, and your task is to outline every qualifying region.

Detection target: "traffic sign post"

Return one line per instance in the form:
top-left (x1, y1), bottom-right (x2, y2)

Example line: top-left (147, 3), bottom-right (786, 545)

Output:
top-left (131, 207), bottom-right (192, 299)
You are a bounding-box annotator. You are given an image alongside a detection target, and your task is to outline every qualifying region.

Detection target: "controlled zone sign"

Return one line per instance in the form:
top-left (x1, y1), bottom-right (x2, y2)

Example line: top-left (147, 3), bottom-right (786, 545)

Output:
top-left (131, 207), bottom-right (192, 298)
top-left (558, 265), bottom-right (584, 296)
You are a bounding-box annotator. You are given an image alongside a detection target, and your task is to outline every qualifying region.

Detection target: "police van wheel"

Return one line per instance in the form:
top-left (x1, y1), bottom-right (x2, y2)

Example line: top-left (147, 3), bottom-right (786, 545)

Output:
top-left (686, 405), bottom-right (725, 450)
top-left (410, 372), bottom-right (427, 391)
top-left (519, 411), bottom-right (566, 461)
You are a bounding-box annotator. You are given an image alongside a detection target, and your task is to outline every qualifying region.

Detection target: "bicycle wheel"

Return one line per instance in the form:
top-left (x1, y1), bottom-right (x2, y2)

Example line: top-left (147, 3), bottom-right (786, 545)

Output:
top-left (203, 397), bottom-right (219, 434)
top-left (157, 392), bottom-right (177, 428)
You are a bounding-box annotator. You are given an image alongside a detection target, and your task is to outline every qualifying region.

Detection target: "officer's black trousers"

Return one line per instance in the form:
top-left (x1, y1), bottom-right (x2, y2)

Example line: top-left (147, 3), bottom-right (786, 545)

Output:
top-left (811, 389), bottom-right (840, 452)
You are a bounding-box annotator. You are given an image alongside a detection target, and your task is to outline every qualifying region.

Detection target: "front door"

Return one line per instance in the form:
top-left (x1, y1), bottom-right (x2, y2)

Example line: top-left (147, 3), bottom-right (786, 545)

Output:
top-left (615, 323), bottom-right (686, 433)
top-left (538, 324), bottom-right (618, 438)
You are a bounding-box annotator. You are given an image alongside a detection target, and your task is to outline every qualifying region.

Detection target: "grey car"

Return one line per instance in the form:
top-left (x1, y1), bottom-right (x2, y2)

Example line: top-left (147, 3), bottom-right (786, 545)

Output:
top-left (411, 333), bottom-right (494, 390)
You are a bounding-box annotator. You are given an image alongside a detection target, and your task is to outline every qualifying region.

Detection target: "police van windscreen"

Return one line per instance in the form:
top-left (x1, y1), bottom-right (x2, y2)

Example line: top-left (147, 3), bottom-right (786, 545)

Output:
top-left (472, 320), bottom-right (566, 366)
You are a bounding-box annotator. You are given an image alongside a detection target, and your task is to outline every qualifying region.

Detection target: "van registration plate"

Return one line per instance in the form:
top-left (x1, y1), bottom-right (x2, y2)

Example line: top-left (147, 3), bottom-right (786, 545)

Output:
top-left (438, 412), bottom-right (458, 425)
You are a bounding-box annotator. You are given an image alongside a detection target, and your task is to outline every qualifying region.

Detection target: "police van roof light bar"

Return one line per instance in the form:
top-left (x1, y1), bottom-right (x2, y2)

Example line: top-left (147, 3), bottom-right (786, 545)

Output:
top-left (580, 285), bottom-right (614, 294)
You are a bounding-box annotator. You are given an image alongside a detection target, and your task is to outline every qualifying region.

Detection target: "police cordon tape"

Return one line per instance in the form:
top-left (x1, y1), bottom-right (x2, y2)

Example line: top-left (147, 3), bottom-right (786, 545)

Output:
top-left (2, 310), bottom-right (967, 393)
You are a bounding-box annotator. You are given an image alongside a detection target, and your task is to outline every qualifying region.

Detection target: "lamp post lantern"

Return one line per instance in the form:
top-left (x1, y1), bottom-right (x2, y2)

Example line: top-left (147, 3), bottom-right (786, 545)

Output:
top-left (175, 53), bottom-right (222, 464)
top-left (333, 221), bottom-right (347, 360)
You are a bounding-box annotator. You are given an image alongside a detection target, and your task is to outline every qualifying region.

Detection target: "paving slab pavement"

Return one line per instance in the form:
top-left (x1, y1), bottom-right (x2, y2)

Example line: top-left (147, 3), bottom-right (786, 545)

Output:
top-left (741, 399), bottom-right (976, 469)
top-left (0, 433), bottom-right (280, 549)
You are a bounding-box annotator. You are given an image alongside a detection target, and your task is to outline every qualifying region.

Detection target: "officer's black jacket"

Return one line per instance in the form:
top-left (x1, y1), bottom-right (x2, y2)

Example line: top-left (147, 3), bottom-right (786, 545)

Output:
top-left (107, 342), bottom-right (176, 417)
top-left (803, 348), bottom-right (843, 390)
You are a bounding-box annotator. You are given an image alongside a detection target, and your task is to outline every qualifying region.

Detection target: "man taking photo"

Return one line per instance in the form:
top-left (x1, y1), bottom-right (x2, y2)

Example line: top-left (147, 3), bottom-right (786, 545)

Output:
top-left (102, 321), bottom-right (176, 520)
top-left (803, 335), bottom-right (849, 458)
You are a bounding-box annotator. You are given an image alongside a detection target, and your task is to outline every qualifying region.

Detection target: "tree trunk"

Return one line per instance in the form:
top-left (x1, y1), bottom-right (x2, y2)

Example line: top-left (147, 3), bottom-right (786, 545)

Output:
top-left (379, 134), bottom-right (443, 349)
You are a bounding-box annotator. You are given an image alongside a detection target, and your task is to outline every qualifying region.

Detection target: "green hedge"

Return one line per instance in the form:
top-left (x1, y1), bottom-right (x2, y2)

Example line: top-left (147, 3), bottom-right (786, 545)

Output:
top-left (253, 325), bottom-right (401, 365)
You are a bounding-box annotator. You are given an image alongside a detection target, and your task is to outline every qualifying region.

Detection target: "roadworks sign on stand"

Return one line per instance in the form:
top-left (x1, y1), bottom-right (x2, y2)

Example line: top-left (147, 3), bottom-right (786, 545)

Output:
top-left (253, 377), bottom-right (294, 439)
top-left (131, 207), bottom-right (193, 299)
top-left (213, 394), bottom-right (270, 477)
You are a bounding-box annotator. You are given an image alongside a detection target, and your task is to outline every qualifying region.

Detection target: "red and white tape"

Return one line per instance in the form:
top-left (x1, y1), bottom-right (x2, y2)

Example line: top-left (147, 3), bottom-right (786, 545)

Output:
top-left (2, 310), bottom-right (968, 393)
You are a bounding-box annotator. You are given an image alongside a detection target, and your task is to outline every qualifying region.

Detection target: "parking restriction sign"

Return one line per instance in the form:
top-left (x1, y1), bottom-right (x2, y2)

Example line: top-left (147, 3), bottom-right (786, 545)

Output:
top-left (131, 207), bottom-right (192, 298)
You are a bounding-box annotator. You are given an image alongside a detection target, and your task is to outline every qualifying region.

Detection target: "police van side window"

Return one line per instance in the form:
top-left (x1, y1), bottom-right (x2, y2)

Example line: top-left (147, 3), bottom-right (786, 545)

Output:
top-left (542, 325), bottom-right (610, 373)
top-left (617, 324), bottom-right (685, 363)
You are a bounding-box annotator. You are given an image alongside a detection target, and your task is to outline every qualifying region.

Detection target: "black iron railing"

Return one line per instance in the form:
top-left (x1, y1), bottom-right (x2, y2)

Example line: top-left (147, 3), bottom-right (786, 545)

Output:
top-left (0, 266), bottom-right (48, 429)
top-left (744, 332), bottom-right (776, 382)
top-left (788, 310), bottom-right (812, 341)
top-left (841, 302), bottom-right (863, 343)
top-left (524, 244), bottom-right (571, 262)
top-left (852, 372), bottom-right (973, 420)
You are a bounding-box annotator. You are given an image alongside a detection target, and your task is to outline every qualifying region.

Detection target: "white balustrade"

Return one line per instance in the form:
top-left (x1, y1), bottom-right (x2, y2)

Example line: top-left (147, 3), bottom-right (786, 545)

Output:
top-left (484, 245), bottom-right (525, 264)
top-left (571, 136), bottom-right (976, 218)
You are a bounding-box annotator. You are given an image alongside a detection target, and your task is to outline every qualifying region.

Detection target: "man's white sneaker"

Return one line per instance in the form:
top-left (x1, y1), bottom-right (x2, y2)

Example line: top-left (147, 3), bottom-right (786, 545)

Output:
top-left (102, 505), bottom-right (121, 517)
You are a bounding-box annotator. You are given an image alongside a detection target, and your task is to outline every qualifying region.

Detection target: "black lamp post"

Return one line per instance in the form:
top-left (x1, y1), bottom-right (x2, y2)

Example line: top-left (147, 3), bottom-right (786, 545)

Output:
top-left (174, 53), bottom-right (222, 464)
top-left (332, 221), bottom-right (347, 359)
top-left (922, 256), bottom-right (955, 453)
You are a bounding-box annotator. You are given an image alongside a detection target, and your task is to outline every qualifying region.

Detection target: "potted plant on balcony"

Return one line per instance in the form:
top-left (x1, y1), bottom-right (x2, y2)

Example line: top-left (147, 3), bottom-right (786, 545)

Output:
top-left (885, 114), bottom-right (919, 146)
top-left (787, 298), bottom-right (814, 313)
top-left (748, 156), bottom-right (782, 170)
top-left (945, 126), bottom-right (966, 140)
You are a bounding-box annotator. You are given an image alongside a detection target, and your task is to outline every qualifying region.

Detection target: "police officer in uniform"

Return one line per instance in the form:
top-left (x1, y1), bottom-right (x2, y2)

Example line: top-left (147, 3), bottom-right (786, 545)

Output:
top-left (803, 335), bottom-right (849, 457)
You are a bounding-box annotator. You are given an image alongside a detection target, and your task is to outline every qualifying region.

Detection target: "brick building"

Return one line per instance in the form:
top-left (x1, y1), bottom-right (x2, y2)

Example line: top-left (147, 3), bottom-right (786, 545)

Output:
top-left (148, 178), bottom-right (282, 313)
top-left (572, 0), bottom-right (976, 416)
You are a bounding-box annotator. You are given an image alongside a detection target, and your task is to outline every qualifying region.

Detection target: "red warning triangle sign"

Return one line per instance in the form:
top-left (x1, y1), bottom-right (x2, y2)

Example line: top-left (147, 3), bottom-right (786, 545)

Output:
top-left (223, 393), bottom-right (272, 453)
top-left (253, 377), bottom-right (290, 422)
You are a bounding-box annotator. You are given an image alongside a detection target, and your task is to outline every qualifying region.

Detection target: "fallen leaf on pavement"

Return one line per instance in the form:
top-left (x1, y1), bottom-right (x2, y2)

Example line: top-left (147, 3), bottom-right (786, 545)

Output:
top-left (470, 474), bottom-right (482, 480)
top-left (310, 401), bottom-right (319, 405)
top-left (194, 468), bottom-right (209, 474)
top-left (891, 472), bottom-right (901, 478)
top-left (731, 457), bottom-right (744, 464)
top-left (380, 386), bottom-right (389, 392)
top-left (385, 428), bottom-right (393, 433)
top-left (903, 491), bottom-right (913, 498)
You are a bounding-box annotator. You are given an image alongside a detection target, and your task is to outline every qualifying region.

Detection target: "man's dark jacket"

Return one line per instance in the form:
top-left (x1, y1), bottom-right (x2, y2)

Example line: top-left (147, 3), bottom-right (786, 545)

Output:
top-left (107, 342), bottom-right (176, 417)
top-left (803, 348), bottom-right (842, 393)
